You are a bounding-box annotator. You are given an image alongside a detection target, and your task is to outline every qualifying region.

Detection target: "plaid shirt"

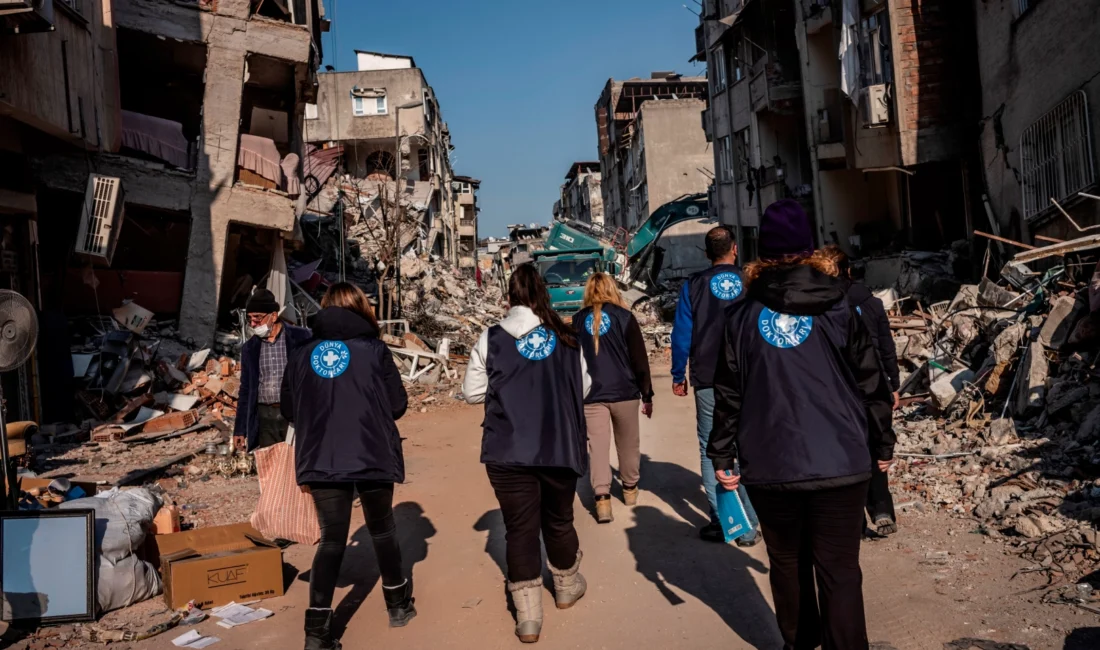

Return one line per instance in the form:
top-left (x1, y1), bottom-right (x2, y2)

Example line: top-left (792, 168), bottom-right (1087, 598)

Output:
top-left (257, 329), bottom-right (288, 404)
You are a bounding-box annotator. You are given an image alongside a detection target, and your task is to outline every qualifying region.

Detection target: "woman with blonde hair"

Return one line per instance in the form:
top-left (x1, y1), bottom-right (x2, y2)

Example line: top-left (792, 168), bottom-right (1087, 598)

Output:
top-left (280, 282), bottom-right (412, 649)
top-left (707, 200), bottom-right (895, 649)
top-left (572, 272), bottom-right (653, 523)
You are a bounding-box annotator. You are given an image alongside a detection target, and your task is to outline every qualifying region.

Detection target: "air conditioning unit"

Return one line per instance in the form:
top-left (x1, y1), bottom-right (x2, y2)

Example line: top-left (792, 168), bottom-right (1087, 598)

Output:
top-left (75, 175), bottom-right (125, 266)
top-left (859, 83), bottom-right (891, 127)
top-left (0, 0), bottom-right (55, 34)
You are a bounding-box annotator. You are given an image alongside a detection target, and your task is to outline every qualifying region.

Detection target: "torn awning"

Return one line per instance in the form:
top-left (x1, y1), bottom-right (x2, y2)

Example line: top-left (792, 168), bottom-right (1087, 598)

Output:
top-left (706, 0), bottom-right (754, 49)
top-left (303, 144), bottom-right (344, 188)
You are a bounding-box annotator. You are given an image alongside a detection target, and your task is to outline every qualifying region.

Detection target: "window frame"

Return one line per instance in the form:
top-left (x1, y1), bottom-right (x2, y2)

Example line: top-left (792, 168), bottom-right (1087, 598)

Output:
top-left (734, 129), bottom-right (750, 182)
top-left (711, 45), bottom-right (728, 96)
top-left (351, 92), bottom-right (388, 117)
top-left (718, 135), bottom-right (734, 183)
top-left (1019, 90), bottom-right (1097, 222)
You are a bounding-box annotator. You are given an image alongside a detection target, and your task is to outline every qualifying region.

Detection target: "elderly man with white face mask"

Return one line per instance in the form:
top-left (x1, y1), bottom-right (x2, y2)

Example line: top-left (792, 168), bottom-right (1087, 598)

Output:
top-left (233, 289), bottom-right (312, 453)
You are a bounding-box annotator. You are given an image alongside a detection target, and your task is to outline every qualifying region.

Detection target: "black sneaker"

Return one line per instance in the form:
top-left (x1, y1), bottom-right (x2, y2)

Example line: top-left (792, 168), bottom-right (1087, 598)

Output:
top-left (874, 514), bottom-right (898, 536)
top-left (699, 521), bottom-right (724, 543)
top-left (735, 532), bottom-right (761, 548)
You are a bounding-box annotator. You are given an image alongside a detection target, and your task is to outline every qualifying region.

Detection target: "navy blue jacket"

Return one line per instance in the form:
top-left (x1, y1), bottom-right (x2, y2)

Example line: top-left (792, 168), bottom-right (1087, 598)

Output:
top-left (708, 264), bottom-right (895, 489)
top-left (573, 303), bottom-right (653, 404)
top-left (235, 324), bottom-right (312, 452)
top-left (846, 281), bottom-right (900, 392)
top-left (671, 263), bottom-right (746, 388)
top-left (280, 308), bottom-right (408, 485)
top-left (480, 323), bottom-right (588, 476)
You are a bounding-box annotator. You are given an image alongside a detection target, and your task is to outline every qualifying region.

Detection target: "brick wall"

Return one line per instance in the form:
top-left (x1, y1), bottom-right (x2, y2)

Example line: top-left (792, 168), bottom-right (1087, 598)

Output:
top-left (889, 0), bottom-right (977, 165)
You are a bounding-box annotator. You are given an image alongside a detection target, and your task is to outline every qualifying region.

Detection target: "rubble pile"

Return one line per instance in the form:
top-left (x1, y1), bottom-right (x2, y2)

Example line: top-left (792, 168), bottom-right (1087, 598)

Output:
top-left (887, 247), bottom-right (1100, 587)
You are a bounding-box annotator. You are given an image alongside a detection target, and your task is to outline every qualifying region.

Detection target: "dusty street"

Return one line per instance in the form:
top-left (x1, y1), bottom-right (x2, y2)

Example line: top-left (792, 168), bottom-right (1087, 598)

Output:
top-left (67, 365), bottom-right (1099, 650)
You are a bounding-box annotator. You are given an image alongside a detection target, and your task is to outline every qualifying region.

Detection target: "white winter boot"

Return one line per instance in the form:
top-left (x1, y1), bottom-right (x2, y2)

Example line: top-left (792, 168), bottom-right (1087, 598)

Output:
top-left (548, 551), bottom-right (586, 609)
top-left (507, 578), bottom-right (543, 643)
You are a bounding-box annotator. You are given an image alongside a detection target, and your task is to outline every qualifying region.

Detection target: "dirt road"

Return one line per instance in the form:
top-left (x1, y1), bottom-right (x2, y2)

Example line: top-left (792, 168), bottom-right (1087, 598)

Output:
top-left (124, 365), bottom-right (1095, 650)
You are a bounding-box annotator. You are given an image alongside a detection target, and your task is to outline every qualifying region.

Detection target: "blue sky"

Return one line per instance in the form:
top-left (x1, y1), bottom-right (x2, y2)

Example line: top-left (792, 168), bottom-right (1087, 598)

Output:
top-left (321, 0), bottom-right (705, 238)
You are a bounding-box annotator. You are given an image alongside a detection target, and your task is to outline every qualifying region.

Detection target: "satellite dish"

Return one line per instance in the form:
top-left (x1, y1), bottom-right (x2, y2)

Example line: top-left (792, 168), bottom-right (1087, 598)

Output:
top-left (0, 290), bottom-right (37, 372)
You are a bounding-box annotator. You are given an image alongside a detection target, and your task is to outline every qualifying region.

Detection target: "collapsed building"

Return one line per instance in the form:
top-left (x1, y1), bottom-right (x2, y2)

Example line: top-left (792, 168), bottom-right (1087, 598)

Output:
top-left (594, 73), bottom-right (711, 233)
top-left (554, 161), bottom-right (604, 227)
top-left (303, 51), bottom-right (465, 268)
top-left (1, 0), bottom-right (326, 424)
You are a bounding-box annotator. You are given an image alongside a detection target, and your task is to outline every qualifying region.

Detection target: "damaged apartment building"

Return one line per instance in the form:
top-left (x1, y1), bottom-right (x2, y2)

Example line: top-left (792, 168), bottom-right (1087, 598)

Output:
top-left (4, 0), bottom-right (327, 344)
top-left (594, 73), bottom-right (711, 232)
top-left (453, 175), bottom-right (480, 276)
top-left (695, 0), bottom-right (980, 259)
top-left (303, 50), bottom-right (469, 271)
top-left (1, 0), bottom-right (325, 422)
top-left (973, 0), bottom-right (1100, 244)
top-left (554, 161), bottom-right (604, 227)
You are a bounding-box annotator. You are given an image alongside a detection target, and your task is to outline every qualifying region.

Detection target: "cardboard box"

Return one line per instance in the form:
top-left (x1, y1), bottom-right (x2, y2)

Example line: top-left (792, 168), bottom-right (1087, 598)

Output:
top-left (152, 523), bottom-right (285, 610)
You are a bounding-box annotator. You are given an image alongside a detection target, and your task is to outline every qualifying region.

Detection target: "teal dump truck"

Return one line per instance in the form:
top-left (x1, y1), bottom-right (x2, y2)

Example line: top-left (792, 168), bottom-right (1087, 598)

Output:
top-left (530, 247), bottom-right (614, 318)
top-left (533, 194), bottom-right (713, 318)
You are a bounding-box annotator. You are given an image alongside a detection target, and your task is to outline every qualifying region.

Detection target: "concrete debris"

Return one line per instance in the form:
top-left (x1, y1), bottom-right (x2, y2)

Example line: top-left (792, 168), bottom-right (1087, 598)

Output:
top-left (888, 254), bottom-right (1100, 585)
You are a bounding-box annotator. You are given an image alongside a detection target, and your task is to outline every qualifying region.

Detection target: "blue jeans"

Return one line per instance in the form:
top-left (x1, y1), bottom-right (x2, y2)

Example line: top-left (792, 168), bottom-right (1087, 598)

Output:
top-left (695, 388), bottom-right (760, 538)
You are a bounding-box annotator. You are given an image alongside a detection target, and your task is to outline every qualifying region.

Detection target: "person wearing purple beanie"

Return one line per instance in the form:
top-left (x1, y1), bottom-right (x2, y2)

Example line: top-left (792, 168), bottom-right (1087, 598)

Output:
top-left (707, 199), bottom-right (896, 650)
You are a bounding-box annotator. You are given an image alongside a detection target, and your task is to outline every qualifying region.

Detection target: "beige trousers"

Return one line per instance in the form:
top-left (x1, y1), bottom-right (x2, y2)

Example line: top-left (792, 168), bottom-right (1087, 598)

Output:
top-left (584, 400), bottom-right (641, 496)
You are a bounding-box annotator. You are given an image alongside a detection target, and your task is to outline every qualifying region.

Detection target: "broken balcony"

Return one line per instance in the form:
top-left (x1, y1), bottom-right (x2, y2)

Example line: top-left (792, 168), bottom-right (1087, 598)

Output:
top-left (235, 54), bottom-right (303, 198)
top-left (116, 28), bottom-right (205, 172)
top-left (748, 54), bottom-right (803, 114)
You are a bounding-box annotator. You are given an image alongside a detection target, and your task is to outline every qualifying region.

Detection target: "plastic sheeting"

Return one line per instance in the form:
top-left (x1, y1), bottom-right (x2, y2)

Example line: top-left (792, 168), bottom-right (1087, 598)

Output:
top-left (839, 0), bottom-right (861, 101)
top-left (59, 488), bottom-right (163, 613)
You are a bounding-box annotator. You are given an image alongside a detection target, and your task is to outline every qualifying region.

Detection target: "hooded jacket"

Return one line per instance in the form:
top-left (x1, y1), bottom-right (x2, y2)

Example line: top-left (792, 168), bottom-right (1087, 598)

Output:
top-left (572, 303), bottom-right (653, 404)
top-left (845, 280), bottom-right (900, 392)
top-left (463, 306), bottom-right (593, 475)
top-left (280, 307), bottom-right (408, 485)
top-left (707, 264), bottom-right (895, 490)
top-left (671, 263), bottom-right (746, 388)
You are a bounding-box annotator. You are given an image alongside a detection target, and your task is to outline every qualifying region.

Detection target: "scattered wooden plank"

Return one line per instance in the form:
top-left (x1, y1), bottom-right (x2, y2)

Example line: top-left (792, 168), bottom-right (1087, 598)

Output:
top-left (115, 441), bottom-right (217, 487)
top-left (975, 229), bottom-right (1036, 250)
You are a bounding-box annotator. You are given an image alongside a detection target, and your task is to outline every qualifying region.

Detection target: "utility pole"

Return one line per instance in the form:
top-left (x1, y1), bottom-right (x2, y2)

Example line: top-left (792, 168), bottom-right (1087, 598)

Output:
top-left (393, 100), bottom-right (423, 318)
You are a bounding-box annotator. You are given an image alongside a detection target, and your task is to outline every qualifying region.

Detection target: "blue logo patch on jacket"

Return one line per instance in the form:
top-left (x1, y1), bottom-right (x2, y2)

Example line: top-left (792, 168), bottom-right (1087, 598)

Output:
top-left (758, 308), bottom-right (813, 349)
top-left (585, 311), bottom-right (611, 336)
top-left (856, 305), bottom-right (862, 315)
top-left (710, 272), bottom-right (743, 301)
top-left (311, 340), bottom-right (351, 378)
top-left (516, 326), bottom-right (557, 361)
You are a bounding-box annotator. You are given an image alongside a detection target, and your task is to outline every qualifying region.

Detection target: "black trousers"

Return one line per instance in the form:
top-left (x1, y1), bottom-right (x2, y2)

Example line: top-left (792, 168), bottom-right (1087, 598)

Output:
top-left (486, 464), bottom-right (580, 583)
top-left (307, 481), bottom-right (404, 609)
top-left (747, 481), bottom-right (870, 650)
top-left (865, 463), bottom-right (895, 523)
top-left (256, 404), bottom-right (289, 450)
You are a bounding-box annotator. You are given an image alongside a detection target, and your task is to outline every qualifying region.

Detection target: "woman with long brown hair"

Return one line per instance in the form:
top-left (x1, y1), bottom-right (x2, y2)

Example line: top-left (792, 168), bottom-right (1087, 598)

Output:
top-left (572, 273), bottom-right (653, 523)
top-left (280, 282), bottom-right (412, 650)
top-left (707, 200), bottom-right (895, 650)
top-left (463, 264), bottom-right (592, 644)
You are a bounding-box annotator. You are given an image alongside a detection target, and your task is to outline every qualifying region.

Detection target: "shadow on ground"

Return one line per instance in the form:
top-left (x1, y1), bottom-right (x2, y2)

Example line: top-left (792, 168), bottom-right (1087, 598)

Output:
top-left (631, 453), bottom-right (781, 650)
top-left (1065, 627), bottom-right (1100, 649)
top-left (299, 501), bottom-right (436, 638)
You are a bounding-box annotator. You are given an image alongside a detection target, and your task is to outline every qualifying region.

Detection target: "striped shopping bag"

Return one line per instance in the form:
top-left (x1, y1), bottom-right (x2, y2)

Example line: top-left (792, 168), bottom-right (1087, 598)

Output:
top-left (250, 431), bottom-right (320, 545)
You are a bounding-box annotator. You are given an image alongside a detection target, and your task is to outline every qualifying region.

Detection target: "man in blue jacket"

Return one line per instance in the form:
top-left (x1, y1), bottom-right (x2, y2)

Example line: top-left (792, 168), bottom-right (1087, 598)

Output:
top-left (671, 226), bottom-right (760, 545)
top-left (232, 289), bottom-right (311, 453)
